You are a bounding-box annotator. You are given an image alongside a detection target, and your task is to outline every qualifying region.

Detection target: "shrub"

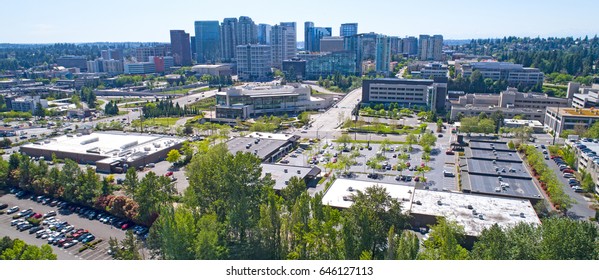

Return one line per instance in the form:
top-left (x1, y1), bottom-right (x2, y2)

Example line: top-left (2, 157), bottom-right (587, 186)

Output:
top-left (26, 218), bottom-right (41, 226)
top-left (78, 246), bottom-right (88, 253)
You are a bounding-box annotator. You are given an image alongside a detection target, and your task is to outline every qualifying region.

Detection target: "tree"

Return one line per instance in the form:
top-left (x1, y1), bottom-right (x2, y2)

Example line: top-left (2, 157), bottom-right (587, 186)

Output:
top-left (341, 185), bottom-right (408, 259)
top-left (419, 133), bottom-right (437, 148)
top-left (406, 134), bottom-right (417, 151)
top-left (281, 176), bottom-right (307, 208)
top-left (396, 230), bottom-right (420, 260)
top-left (471, 224), bottom-right (510, 259)
top-left (109, 230), bottom-right (142, 260)
top-left (418, 218), bottom-right (469, 260)
top-left (166, 149), bottom-right (182, 164)
top-left (34, 103), bottom-right (45, 118)
top-left (337, 134), bottom-right (352, 148)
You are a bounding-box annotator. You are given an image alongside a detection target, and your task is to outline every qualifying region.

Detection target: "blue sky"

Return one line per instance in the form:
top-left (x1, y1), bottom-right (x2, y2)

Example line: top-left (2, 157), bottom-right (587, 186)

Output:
top-left (1, 0), bottom-right (597, 43)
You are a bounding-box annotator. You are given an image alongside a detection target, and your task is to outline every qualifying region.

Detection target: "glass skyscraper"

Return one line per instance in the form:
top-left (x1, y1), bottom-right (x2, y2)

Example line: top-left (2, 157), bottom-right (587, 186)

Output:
top-left (340, 23), bottom-right (358, 37)
top-left (194, 21), bottom-right (221, 64)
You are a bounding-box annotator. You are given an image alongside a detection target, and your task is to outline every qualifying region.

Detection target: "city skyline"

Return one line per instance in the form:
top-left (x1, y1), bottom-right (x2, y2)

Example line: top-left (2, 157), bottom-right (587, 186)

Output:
top-left (1, 0), bottom-right (598, 43)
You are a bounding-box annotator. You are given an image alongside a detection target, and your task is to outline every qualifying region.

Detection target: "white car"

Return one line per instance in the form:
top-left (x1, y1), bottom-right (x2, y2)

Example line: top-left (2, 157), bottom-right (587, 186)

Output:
top-left (10, 218), bottom-right (24, 226)
top-left (7, 206), bottom-right (19, 214)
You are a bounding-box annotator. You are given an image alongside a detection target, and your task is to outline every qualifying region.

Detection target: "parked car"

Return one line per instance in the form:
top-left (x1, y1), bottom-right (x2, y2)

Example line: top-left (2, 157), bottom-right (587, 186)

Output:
top-left (165, 171), bottom-right (173, 177)
top-left (44, 211), bottom-right (57, 218)
top-left (7, 206), bottom-right (19, 214)
top-left (445, 150), bottom-right (455, 155)
top-left (0, 203), bottom-right (8, 210)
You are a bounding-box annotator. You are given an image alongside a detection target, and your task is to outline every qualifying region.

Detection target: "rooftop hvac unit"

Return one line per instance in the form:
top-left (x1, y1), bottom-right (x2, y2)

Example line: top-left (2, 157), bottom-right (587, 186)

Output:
top-left (284, 169), bottom-right (288, 173)
top-left (80, 137), bottom-right (99, 145)
top-left (120, 140), bottom-right (138, 150)
top-left (144, 146), bottom-right (151, 151)
top-left (347, 187), bottom-right (354, 192)
top-left (437, 200), bottom-right (442, 206)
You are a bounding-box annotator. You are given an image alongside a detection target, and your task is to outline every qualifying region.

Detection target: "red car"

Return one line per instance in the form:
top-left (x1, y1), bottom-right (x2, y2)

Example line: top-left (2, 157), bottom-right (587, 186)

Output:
top-left (421, 163), bottom-right (425, 167)
top-left (121, 223), bottom-right (131, 230)
top-left (446, 150), bottom-right (455, 155)
top-left (562, 169), bottom-right (574, 174)
top-left (32, 213), bottom-right (42, 219)
top-left (165, 171), bottom-right (173, 177)
top-left (414, 177), bottom-right (420, 182)
top-left (406, 162), bottom-right (411, 167)
top-left (550, 155), bottom-right (559, 159)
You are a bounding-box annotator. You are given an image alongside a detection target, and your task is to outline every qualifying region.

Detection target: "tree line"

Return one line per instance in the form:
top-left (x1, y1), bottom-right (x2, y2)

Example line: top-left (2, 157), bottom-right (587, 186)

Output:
top-left (142, 99), bottom-right (201, 118)
top-left (1, 153), bottom-right (174, 226)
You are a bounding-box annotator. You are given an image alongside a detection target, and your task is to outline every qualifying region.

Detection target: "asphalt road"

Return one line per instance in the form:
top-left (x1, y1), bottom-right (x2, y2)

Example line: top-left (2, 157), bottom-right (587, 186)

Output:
top-left (538, 146), bottom-right (595, 220)
top-left (307, 87), bottom-right (362, 139)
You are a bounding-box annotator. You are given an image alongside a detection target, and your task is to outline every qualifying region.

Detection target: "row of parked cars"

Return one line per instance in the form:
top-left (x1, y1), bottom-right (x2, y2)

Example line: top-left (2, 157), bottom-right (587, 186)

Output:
top-left (10, 187), bottom-right (150, 239)
top-left (6, 206), bottom-right (96, 249)
top-left (551, 156), bottom-right (583, 193)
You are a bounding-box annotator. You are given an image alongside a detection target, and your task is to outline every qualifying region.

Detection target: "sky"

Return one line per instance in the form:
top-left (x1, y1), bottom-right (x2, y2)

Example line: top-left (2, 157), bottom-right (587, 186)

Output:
top-left (1, 0), bottom-right (597, 43)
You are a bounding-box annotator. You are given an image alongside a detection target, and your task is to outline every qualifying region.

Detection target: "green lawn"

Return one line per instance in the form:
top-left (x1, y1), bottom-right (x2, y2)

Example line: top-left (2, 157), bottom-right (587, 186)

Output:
top-left (156, 86), bottom-right (213, 95)
top-left (189, 96), bottom-right (216, 110)
top-left (132, 117), bottom-right (180, 127)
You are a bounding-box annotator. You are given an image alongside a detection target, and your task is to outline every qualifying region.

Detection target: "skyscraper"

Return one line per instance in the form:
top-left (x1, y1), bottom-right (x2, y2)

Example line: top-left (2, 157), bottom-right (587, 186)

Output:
top-left (195, 21), bottom-right (221, 64)
top-left (402, 36), bottom-right (418, 55)
top-left (340, 23), bottom-right (358, 37)
top-left (418, 34), bottom-right (443, 61)
top-left (271, 22), bottom-right (297, 68)
top-left (375, 36), bottom-right (391, 74)
top-left (257, 24), bottom-right (272, 45)
top-left (304, 22), bottom-right (332, 52)
top-left (170, 30), bottom-right (192, 66)
top-left (237, 16), bottom-right (257, 45)
top-left (220, 18), bottom-right (238, 62)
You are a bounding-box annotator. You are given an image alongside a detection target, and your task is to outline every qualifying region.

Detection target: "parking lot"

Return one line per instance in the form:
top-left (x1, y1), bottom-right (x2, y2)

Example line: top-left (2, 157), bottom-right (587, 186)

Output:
top-left (279, 127), bottom-right (459, 194)
top-left (0, 191), bottom-right (130, 260)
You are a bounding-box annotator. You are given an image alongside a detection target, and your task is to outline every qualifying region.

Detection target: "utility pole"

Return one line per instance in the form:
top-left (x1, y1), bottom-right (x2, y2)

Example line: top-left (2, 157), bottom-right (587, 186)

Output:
top-left (552, 103), bottom-right (560, 146)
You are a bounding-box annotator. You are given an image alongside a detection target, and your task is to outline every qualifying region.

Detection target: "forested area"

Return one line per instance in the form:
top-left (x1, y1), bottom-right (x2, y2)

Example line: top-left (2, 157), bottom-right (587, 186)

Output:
top-left (451, 37), bottom-right (599, 77)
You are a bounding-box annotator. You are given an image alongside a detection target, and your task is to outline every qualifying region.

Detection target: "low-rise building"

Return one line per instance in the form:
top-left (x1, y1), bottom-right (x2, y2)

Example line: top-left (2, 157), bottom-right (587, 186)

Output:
top-left (191, 64), bottom-right (233, 77)
top-left (20, 132), bottom-right (185, 173)
top-left (215, 83), bottom-right (328, 120)
top-left (9, 96), bottom-right (48, 113)
top-left (544, 107), bottom-right (599, 136)
top-left (124, 62), bottom-right (155, 74)
top-left (450, 88), bottom-right (569, 122)
top-left (503, 119), bottom-right (544, 133)
top-left (456, 61), bottom-right (544, 86)
top-left (362, 78), bottom-right (447, 112)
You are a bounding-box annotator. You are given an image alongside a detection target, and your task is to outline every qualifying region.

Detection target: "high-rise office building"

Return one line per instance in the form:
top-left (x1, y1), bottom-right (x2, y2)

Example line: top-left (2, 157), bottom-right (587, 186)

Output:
top-left (195, 21), bottom-right (221, 64)
top-left (236, 44), bottom-right (272, 81)
top-left (340, 23), bottom-right (358, 37)
top-left (237, 16), bottom-right (257, 45)
top-left (402, 36), bottom-right (418, 56)
top-left (304, 22), bottom-right (332, 52)
top-left (191, 36), bottom-right (196, 59)
top-left (375, 36), bottom-right (391, 74)
top-left (389, 36), bottom-right (402, 55)
top-left (344, 33), bottom-right (377, 74)
top-left (220, 16), bottom-right (258, 62)
top-left (257, 24), bottom-right (272, 45)
top-left (135, 45), bottom-right (170, 63)
top-left (320, 37), bottom-right (344, 52)
top-left (418, 34), bottom-right (443, 61)
top-left (101, 49), bottom-right (122, 61)
top-left (170, 30), bottom-right (192, 66)
top-left (220, 18), bottom-right (238, 62)
top-left (270, 22), bottom-right (297, 68)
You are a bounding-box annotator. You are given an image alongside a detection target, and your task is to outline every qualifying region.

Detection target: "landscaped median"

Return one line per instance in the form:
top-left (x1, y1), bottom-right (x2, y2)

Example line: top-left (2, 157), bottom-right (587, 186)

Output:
top-left (519, 144), bottom-right (573, 211)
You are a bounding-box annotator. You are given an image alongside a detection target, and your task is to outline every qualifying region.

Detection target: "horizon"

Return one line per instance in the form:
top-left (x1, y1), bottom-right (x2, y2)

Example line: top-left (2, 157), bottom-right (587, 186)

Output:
top-left (1, 0), bottom-right (597, 44)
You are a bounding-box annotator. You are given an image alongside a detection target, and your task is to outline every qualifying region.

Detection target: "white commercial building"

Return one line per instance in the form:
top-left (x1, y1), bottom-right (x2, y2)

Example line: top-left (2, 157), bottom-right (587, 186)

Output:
top-left (215, 83), bottom-right (328, 120)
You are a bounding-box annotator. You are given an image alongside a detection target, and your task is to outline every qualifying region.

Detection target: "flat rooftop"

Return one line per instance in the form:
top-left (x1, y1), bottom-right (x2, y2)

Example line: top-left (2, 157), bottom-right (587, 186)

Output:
top-left (21, 132), bottom-right (184, 162)
top-left (226, 137), bottom-right (292, 161)
top-left (410, 190), bottom-right (541, 236)
top-left (468, 141), bottom-right (510, 151)
top-left (465, 158), bottom-right (531, 179)
top-left (465, 173), bottom-right (541, 200)
top-left (322, 179), bottom-right (414, 212)
top-left (246, 132), bottom-right (299, 142)
top-left (550, 107), bottom-right (599, 117)
top-left (261, 164), bottom-right (321, 191)
top-left (467, 149), bottom-right (522, 162)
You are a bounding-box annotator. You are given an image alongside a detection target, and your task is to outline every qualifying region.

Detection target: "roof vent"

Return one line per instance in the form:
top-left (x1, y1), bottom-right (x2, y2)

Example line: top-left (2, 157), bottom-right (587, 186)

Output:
top-left (415, 200), bottom-right (422, 205)
top-left (284, 169), bottom-right (288, 173)
top-left (467, 205), bottom-right (473, 210)
top-left (437, 200), bottom-right (442, 206)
